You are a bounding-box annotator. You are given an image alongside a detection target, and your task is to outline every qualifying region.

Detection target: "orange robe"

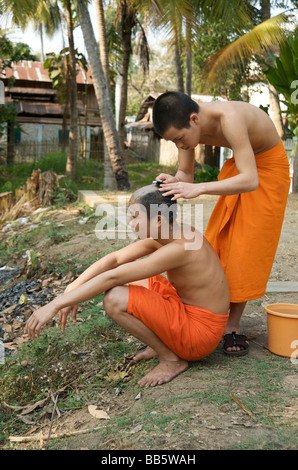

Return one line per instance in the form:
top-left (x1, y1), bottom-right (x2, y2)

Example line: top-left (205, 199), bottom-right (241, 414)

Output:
top-left (127, 274), bottom-right (228, 361)
top-left (205, 140), bottom-right (290, 303)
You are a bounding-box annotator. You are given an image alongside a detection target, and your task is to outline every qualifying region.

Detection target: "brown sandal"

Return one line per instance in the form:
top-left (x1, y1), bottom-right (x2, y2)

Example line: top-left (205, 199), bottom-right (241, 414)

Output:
top-left (223, 331), bottom-right (249, 356)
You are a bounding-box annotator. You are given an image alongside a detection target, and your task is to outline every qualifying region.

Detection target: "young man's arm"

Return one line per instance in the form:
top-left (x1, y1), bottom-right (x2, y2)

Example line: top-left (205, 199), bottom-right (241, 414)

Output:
top-left (68, 238), bottom-right (160, 289)
top-left (25, 242), bottom-right (184, 339)
top-left (58, 238), bottom-right (161, 326)
top-left (156, 149), bottom-right (195, 184)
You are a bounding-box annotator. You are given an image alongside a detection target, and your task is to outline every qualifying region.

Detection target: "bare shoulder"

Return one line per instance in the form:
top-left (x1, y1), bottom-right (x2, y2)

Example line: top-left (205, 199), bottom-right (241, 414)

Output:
top-left (204, 101), bottom-right (268, 125)
top-left (211, 101), bottom-right (279, 153)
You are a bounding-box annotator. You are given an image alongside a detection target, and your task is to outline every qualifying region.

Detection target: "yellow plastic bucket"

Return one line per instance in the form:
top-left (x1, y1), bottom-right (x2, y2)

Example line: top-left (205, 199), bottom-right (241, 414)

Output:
top-left (264, 303), bottom-right (298, 358)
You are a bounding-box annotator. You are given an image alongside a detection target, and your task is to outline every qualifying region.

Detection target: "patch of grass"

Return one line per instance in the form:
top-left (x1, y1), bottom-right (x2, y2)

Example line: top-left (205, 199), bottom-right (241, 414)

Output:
top-left (0, 224), bottom-right (48, 266)
top-left (46, 223), bottom-right (72, 245)
top-left (127, 162), bottom-right (177, 189)
top-left (0, 156), bottom-right (297, 450)
top-left (0, 297), bottom-right (139, 444)
top-left (0, 152), bottom-right (178, 197)
top-left (0, 152), bottom-right (103, 196)
top-left (232, 427), bottom-right (298, 450)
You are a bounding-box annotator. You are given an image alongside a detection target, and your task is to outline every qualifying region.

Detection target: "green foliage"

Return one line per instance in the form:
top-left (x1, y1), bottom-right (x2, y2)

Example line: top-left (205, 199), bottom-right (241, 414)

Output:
top-left (0, 30), bottom-right (14, 65)
top-left (0, 28), bottom-right (38, 72)
top-left (0, 102), bottom-right (21, 150)
top-left (0, 151), bottom-right (103, 195)
top-left (127, 162), bottom-right (177, 188)
top-left (191, 20), bottom-right (252, 99)
top-left (194, 164), bottom-right (219, 183)
top-left (0, 301), bottom-right (136, 438)
top-left (0, 180), bottom-right (12, 192)
top-left (264, 30), bottom-right (298, 137)
top-left (44, 48), bottom-right (88, 105)
top-left (0, 30), bottom-right (38, 144)
top-left (46, 223), bottom-right (71, 244)
top-left (10, 42), bottom-right (39, 61)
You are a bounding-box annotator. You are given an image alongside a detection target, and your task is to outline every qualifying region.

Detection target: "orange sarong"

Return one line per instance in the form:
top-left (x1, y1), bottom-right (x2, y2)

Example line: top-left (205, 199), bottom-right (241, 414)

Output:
top-left (127, 274), bottom-right (229, 361)
top-left (205, 140), bottom-right (291, 303)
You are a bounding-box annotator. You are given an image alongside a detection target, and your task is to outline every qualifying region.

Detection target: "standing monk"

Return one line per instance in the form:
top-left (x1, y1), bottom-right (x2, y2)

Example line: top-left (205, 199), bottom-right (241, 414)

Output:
top-left (153, 91), bottom-right (290, 356)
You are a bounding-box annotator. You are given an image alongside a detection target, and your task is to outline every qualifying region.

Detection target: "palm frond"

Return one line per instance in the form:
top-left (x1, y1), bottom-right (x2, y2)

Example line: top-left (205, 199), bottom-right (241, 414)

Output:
top-left (147, 0), bottom-right (196, 35)
top-left (198, 0), bottom-right (255, 30)
top-left (204, 12), bottom-right (289, 84)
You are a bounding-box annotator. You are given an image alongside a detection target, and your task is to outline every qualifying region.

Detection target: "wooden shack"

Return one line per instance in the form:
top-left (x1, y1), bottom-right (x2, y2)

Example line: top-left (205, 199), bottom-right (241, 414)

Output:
top-left (0, 61), bottom-right (104, 162)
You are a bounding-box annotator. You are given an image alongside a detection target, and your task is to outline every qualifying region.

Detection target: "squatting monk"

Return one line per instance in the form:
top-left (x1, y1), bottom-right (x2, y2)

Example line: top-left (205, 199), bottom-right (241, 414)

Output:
top-left (25, 183), bottom-right (230, 386)
top-left (153, 91), bottom-right (290, 356)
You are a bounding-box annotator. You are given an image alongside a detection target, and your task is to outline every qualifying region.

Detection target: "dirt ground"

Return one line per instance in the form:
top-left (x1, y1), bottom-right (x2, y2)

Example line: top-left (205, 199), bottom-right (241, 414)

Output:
top-left (2, 193), bottom-right (298, 451)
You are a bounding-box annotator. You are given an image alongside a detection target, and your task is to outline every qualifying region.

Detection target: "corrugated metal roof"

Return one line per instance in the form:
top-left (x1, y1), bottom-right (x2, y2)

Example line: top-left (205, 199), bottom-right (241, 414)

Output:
top-left (0, 60), bottom-right (94, 85)
top-left (17, 100), bottom-right (85, 116)
top-left (5, 86), bottom-right (57, 96)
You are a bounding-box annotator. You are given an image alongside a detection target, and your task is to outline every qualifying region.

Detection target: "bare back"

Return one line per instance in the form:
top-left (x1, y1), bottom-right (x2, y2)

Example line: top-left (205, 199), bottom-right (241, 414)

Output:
top-left (165, 229), bottom-right (230, 316)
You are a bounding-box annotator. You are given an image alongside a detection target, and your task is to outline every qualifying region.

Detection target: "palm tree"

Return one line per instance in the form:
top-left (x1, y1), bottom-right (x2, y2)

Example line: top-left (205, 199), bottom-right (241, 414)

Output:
top-left (113, 0), bottom-right (138, 151)
top-left (264, 28), bottom-right (298, 191)
top-left (165, 1), bottom-right (196, 94)
top-left (64, 0), bottom-right (78, 180)
top-left (185, 18), bottom-right (192, 95)
top-left (29, 1), bottom-right (61, 61)
top-left (110, 0), bottom-right (196, 145)
top-left (94, 0), bottom-right (117, 190)
top-left (76, 0), bottom-right (130, 190)
top-left (261, 0), bottom-right (285, 137)
top-left (201, 0), bottom-right (292, 135)
top-left (173, 24), bottom-right (185, 93)
top-left (165, 0), bottom-right (256, 96)
top-left (0, 0), bottom-right (62, 165)
top-left (0, 0), bottom-right (60, 62)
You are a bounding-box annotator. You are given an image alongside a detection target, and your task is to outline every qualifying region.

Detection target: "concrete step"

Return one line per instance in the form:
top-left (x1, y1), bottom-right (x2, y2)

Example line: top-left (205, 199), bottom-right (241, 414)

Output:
top-left (77, 190), bottom-right (131, 208)
top-left (266, 281), bottom-right (298, 293)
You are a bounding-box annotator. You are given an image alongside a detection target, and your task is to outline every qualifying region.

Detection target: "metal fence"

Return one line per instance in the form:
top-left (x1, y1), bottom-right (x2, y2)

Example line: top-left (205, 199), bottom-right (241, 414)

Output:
top-left (1, 139), bottom-right (105, 164)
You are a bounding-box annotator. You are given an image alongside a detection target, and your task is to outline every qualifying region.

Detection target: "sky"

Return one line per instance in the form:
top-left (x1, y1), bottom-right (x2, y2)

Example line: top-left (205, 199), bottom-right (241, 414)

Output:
top-left (3, 2), bottom-right (160, 60)
top-left (2, 3), bottom-right (295, 61)
top-left (3, 2), bottom-right (99, 58)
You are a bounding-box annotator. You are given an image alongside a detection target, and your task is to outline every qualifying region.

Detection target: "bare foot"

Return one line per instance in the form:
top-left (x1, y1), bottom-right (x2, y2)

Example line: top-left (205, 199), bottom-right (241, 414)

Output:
top-left (138, 359), bottom-right (188, 387)
top-left (133, 347), bottom-right (158, 362)
top-left (226, 344), bottom-right (248, 353)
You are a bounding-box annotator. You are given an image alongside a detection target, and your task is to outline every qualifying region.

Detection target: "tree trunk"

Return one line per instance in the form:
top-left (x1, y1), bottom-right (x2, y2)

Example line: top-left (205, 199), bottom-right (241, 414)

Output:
top-left (61, 52), bottom-right (69, 153)
top-left (65, 0), bottom-right (78, 180)
top-left (94, 0), bottom-right (111, 95)
top-left (268, 82), bottom-right (284, 137)
top-left (118, 21), bottom-right (133, 153)
top-left (185, 19), bottom-right (192, 96)
top-left (62, 100), bottom-right (69, 153)
top-left (39, 23), bottom-right (45, 62)
top-left (173, 27), bottom-right (184, 93)
top-left (94, 0), bottom-right (116, 190)
top-left (261, 0), bottom-right (284, 138)
top-left (77, 0), bottom-right (130, 190)
top-left (7, 121), bottom-right (14, 165)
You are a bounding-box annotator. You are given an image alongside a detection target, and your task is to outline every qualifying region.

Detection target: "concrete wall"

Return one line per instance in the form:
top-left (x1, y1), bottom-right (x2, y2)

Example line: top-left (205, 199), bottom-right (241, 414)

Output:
top-left (1, 122), bottom-right (104, 163)
top-left (159, 139), bottom-right (178, 165)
